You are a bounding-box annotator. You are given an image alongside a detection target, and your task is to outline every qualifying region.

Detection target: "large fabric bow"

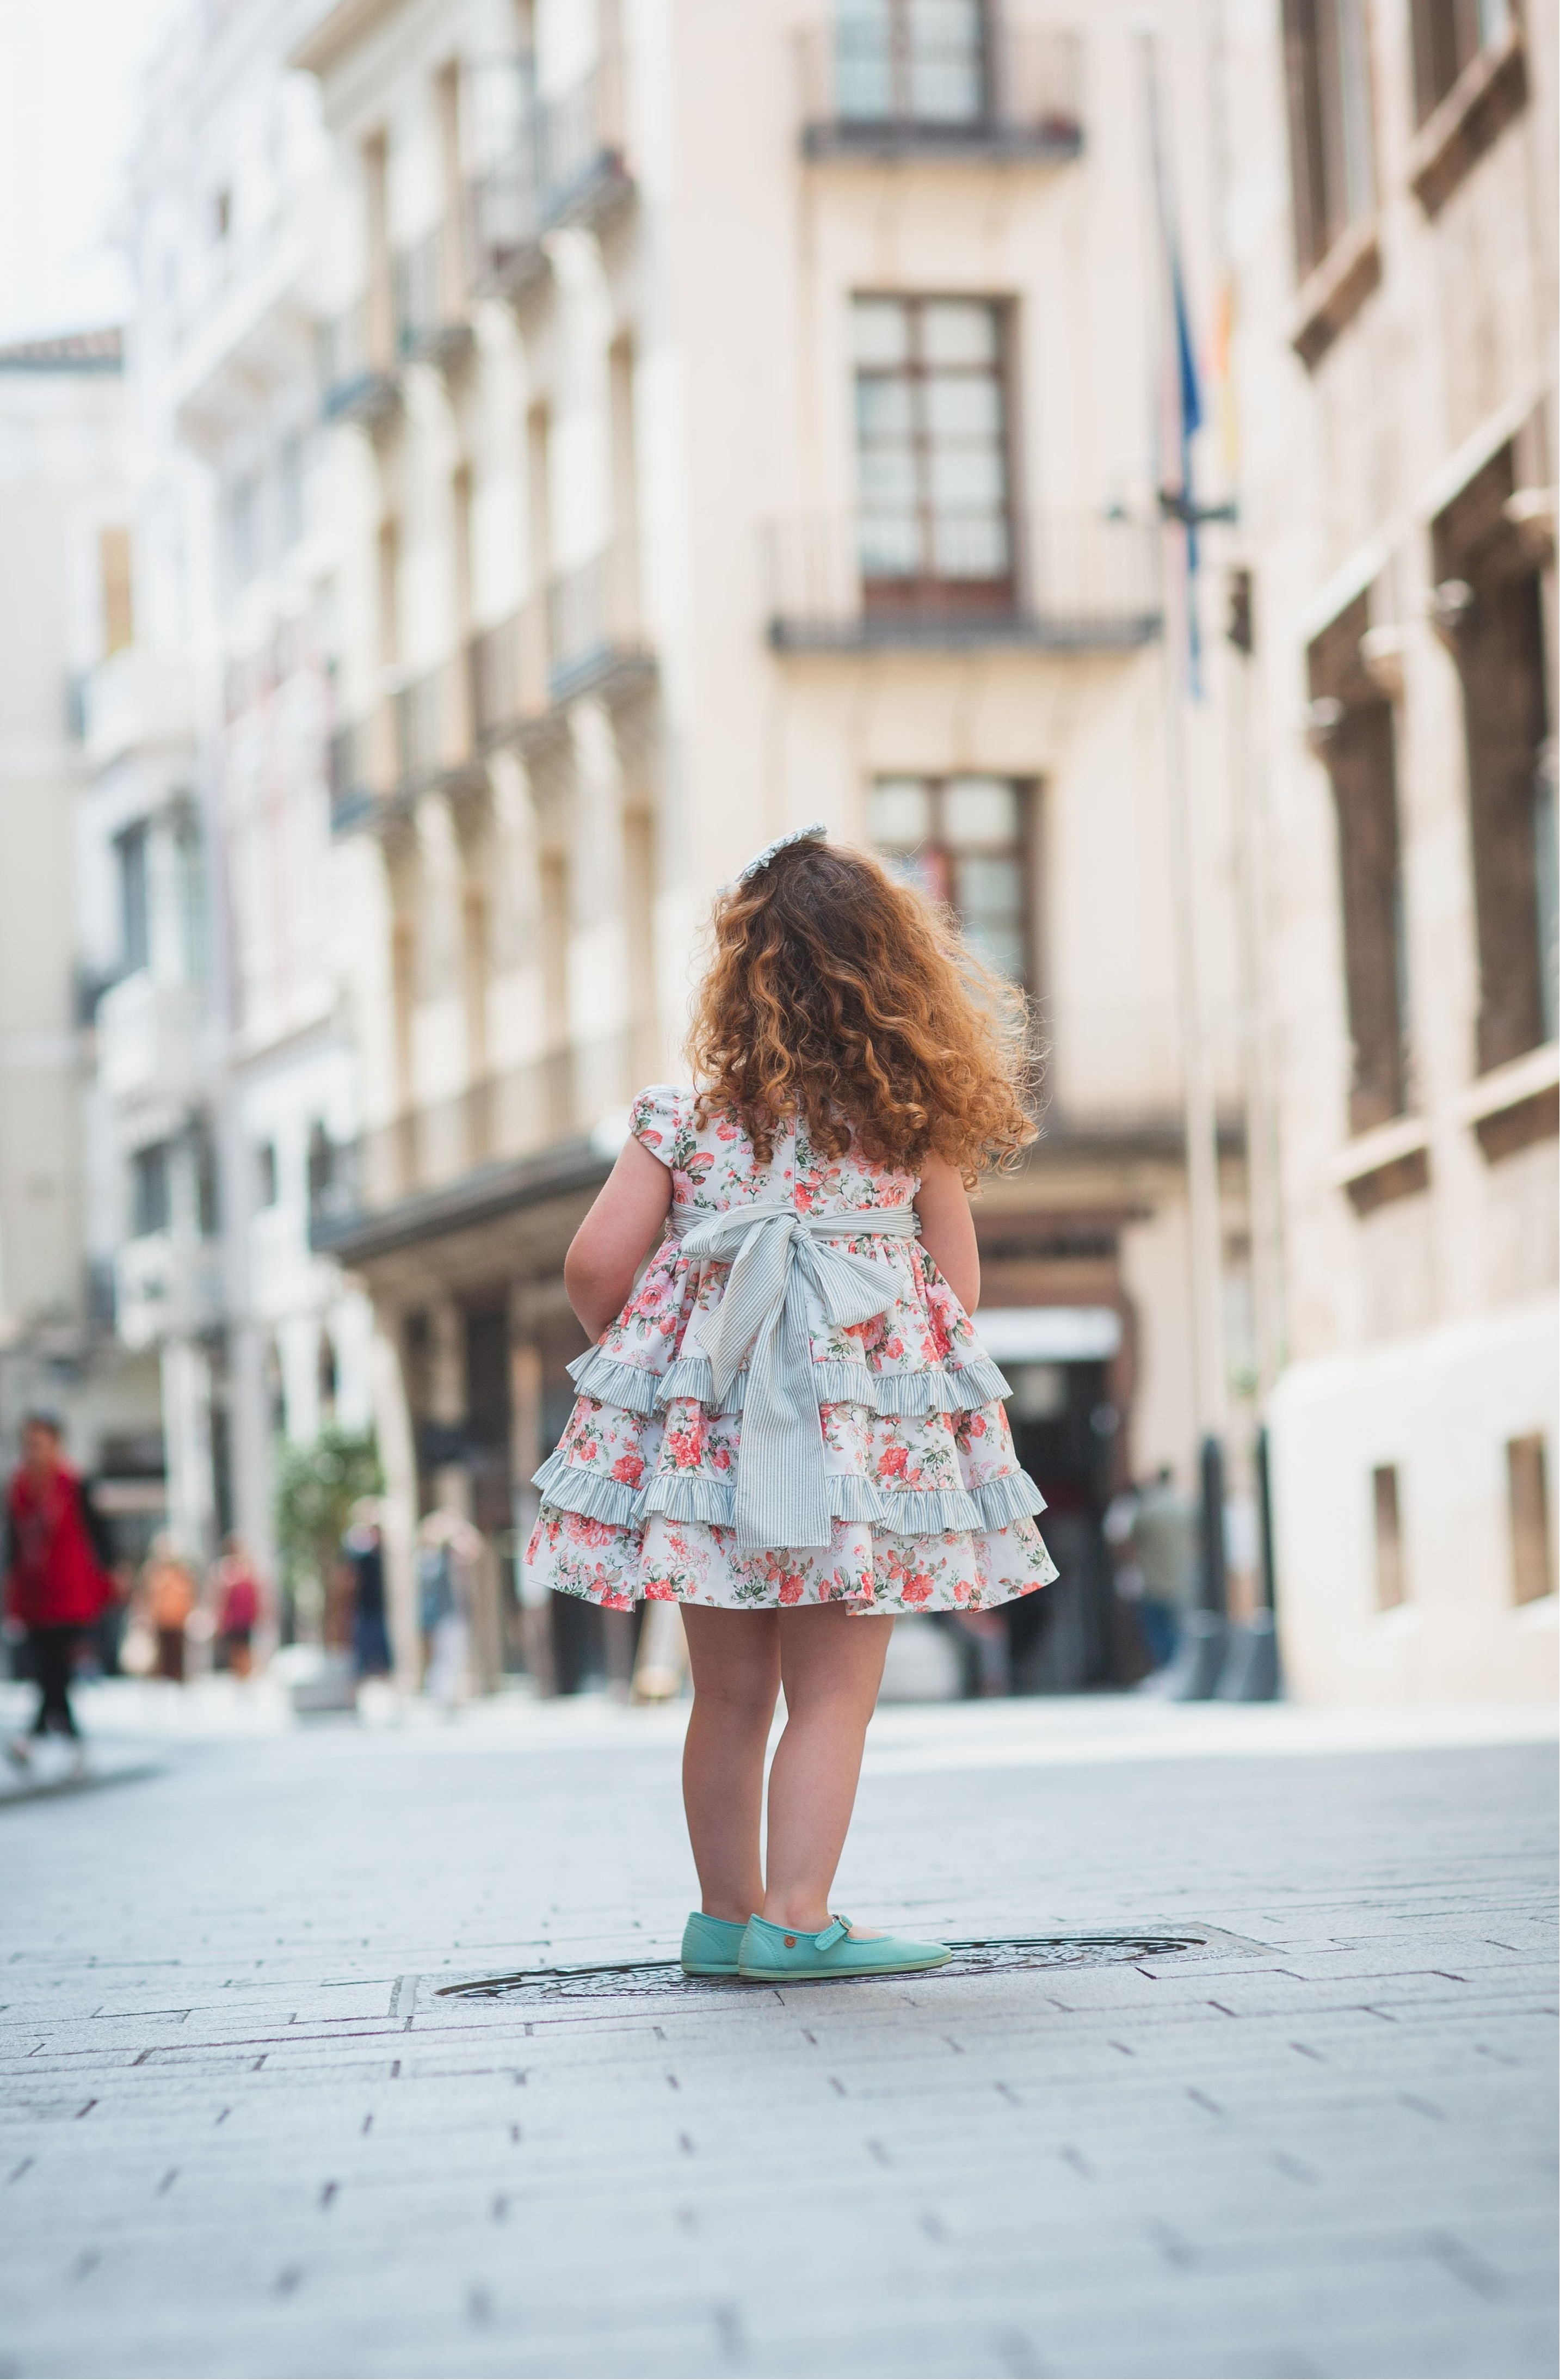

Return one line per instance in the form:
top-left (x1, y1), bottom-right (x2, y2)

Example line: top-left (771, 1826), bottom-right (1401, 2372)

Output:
top-left (673, 1200), bottom-right (918, 1551)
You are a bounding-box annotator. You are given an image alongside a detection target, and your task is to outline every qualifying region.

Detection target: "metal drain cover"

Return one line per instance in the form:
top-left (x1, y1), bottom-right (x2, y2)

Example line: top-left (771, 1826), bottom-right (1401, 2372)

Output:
top-left (439, 1933), bottom-right (1201, 2003)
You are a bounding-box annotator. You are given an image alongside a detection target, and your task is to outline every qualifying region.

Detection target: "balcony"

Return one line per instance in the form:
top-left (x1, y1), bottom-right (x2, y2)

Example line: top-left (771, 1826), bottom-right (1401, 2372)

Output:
top-left (83, 646), bottom-right (196, 770)
top-left (468, 145), bottom-right (549, 304)
top-left (313, 1032), bottom-right (635, 1243)
top-left (764, 512), bottom-right (1160, 654)
top-left (115, 1231), bottom-right (223, 1351)
top-left (470, 539), bottom-right (653, 748)
top-left (799, 21), bottom-right (1083, 162)
top-left (392, 223), bottom-right (473, 368)
top-left (538, 61), bottom-right (633, 230)
top-left (96, 971), bottom-right (205, 1109)
top-left (329, 659), bottom-right (481, 834)
top-left (317, 297), bottom-right (399, 427)
top-left (466, 58), bottom-right (632, 302)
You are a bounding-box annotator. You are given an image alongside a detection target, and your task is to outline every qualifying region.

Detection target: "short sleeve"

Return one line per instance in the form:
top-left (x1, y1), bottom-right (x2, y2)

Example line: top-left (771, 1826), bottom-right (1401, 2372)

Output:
top-left (628, 1084), bottom-right (693, 1168)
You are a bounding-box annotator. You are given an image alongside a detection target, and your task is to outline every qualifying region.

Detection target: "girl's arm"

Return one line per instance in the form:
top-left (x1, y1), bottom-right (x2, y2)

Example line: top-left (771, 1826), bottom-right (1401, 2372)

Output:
top-left (563, 1135), bottom-right (674, 1338)
top-left (914, 1155), bottom-right (981, 1312)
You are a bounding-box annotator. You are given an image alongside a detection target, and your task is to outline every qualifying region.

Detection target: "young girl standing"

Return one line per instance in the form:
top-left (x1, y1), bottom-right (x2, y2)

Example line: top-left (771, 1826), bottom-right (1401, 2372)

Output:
top-left (526, 826), bottom-right (1056, 1982)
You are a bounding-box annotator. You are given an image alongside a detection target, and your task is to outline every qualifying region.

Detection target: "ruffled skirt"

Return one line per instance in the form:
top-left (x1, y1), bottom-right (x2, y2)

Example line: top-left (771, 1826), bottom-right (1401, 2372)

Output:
top-left (524, 1238), bottom-right (1057, 1617)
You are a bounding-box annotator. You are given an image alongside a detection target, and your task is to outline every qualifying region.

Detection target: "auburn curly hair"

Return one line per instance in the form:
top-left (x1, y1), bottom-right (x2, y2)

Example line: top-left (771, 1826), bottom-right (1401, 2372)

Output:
top-left (687, 838), bottom-right (1038, 1184)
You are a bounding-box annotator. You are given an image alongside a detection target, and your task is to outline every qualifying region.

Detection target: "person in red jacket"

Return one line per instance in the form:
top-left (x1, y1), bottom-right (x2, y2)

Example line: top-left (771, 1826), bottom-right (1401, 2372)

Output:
top-left (3, 1413), bottom-right (115, 1766)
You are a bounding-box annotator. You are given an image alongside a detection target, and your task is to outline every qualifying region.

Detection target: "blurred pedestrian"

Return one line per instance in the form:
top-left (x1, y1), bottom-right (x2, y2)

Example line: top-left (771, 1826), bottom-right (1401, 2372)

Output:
top-left (2, 1413), bottom-right (115, 1772)
top-left (417, 1510), bottom-right (480, 1707)
top-left (1126, 1466), bottom-right (1199, 1671)
top-left (141, 1537), bottom-right (198, 1683)
top-left (342, 1501), bottom-right (392, 1678)
top-left (209, 1536), bottom-right (263, 1678)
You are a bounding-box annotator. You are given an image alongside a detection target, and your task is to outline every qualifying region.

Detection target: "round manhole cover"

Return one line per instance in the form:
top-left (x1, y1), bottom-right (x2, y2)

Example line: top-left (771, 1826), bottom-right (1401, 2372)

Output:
top-left (439, 1934), bottom-right (1201, 2003)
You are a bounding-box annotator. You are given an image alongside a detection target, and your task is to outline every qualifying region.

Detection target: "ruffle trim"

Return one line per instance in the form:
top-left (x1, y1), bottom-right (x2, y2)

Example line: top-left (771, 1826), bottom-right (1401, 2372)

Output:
top-left (533, 1449), bottom-right (1046, 1539)
top-left (565, 1346), bottom-right (1012, 1418)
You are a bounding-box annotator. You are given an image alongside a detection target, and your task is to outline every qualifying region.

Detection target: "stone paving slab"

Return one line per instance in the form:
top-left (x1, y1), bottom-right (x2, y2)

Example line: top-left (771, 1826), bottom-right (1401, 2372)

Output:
top-left (0, 1703), bottom-right (1554, 2378)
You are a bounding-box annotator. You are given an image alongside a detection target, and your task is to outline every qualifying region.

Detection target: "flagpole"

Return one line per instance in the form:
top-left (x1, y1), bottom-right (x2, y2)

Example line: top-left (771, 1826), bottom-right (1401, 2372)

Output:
top-left (1138, 28), bottom-right (1231, 1679)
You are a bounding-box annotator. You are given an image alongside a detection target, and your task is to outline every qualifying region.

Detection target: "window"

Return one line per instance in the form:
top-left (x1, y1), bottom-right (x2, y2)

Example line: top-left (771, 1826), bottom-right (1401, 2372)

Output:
top-left (278, 432), bottom-right (305, 553)
top-left (835, 0), bottom-right (989, 126)
top-left (1433, 447), bottom-right (1555, 1073)
top-left (853, 296), bottom-right (1012, 613)
top-left (114, 822), bottom-right (150, 975)
top-left (256, 1142), bottom-right (279, 1208)
top-left (192, 1122), bottom-right (220, 1239)
top-left (1507, 1435), bottom-right (1554, 1606)
top-left (225, 473), bottom-right (258, 591)
top-left (1308, 596), bottom-right (1412, 1135)
top-left (306, 1124), bottom-right (336, 1214)
top-left (1372, 1463), bottom-right (1405, 1610)
top-left (100, 526), bottom-right (134, 655)
top-left (871, 774), bottom-right (1032, 982)
top-left (1412, 0), bottom-right (1512, 121)
top-left (131, 1142), bottom-right (172, 1238)
top-left (1281, 0), bottom-right (1376, 278)
top-left (171, 813), bottom-right (206, 983)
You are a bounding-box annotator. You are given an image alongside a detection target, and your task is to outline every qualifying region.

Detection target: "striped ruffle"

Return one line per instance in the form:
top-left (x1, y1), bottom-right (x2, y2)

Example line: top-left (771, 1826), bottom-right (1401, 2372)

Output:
top-left (565, 1345), bottom-right (1012, 1418)
top-left (533, 1448), bottom-right (1046, 1539)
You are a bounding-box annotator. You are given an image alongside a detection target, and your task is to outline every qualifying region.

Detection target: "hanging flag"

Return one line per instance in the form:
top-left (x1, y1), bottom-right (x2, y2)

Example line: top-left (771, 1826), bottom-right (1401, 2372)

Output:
top-left (1141, 32), bottom-right (1207, 699)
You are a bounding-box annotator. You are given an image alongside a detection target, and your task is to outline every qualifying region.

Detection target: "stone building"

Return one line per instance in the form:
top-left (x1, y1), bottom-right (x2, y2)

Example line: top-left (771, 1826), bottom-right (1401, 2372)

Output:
top-left (294, 0), bottom-right (1251, 1689)
top-left (0, 331), bottom-right (166, 1550)
top-left (1223, 0), bottom-right (1557, 1696)
top-left (82, 0), bottom-right (376, 1592)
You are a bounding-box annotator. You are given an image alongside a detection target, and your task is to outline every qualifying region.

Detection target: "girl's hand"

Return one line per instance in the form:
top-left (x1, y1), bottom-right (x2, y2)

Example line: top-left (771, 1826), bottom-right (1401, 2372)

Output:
top-left (913, 1155), bottom-right (980, 1312)
top-left (564, 1135), bottom-right (675, 1338)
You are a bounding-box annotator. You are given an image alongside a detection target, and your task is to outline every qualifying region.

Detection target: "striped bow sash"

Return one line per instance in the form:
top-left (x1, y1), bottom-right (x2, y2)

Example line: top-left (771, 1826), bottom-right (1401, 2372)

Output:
top-left (671, 1199), bottom-right (919, 1552)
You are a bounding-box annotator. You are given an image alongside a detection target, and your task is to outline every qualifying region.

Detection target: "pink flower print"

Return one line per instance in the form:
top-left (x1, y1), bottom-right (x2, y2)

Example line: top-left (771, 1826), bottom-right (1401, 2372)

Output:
top-left (877, 1443), bottom-right (909, 1483)
top-left (639, 1128), bottom-right (663, 1149)
top-left (711, 1445), bottom-right (732, 1472)
top-left (778, 1571), bottom-right (805, 1605)
top-left (794, 1180), bottom-right (816, 1209)
top-left (900, 1574), bottom-right (934, 1607)
top-left (612, 1452), bottom-right (645, 1488)
top-left (644, 1577), bottom-right (679, 1600)
top-left (664, 1422), bottom-right (704, 1471)
top-left (882, 1333), bottom-right (905, 1362)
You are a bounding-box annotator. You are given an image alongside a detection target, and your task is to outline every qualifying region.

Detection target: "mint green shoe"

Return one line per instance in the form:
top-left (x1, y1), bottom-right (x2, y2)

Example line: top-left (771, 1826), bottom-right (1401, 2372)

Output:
top-left (738, 1912), bottom-right (952, 1983)
top-left (680, 1910), bottom-right (748, 1977)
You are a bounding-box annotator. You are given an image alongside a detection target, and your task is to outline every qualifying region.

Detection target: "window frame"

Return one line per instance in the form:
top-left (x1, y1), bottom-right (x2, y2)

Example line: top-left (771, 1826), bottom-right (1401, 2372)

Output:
top-left (1280, 0), bottom-right (1377, 281)
top-left (852, 291), bottom-right (1018, 620)
top-left (834, 0), bottom-right (993, 128)
top-left (868, 771), bottom-right (1037, 991)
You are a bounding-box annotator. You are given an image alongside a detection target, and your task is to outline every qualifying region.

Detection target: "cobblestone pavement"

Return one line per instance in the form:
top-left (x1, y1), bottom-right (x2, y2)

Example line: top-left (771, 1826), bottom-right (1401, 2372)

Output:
top-left (1, 1694), bottom-right (1555, 2380)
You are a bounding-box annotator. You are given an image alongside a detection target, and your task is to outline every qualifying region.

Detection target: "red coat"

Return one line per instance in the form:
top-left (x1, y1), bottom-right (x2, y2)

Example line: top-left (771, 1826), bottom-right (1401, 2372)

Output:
top-left (4, 1464), bottom-right (114, 1631)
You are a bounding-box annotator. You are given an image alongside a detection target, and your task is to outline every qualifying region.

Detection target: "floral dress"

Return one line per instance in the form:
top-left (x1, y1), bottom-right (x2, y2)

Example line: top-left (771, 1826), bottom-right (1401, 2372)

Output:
top-left (525, 1086), bottom-right (1058, 1616)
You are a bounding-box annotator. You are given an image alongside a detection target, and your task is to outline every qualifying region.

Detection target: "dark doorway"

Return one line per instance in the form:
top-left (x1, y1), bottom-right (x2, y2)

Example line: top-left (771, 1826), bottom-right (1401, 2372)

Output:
top-left (1002, 1358), bottom-right (1119, 1690)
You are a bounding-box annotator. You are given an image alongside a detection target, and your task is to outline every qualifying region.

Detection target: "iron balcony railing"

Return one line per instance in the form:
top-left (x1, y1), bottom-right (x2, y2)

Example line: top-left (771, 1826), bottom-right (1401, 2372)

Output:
top-left (800, 20), bottom-right (1083, 158)
top-left (317, 296), bottom-right (399, 425)
top-left (466, 54), bottom-right (632, 294)
top-left (392, 222), bottom-right (471, 364)
top-left (316, 1031), bottom-right (636, 1222)
top-left (469, 538), bottom-right (652, 743)
top-left (763, 511), bottom-right (1160, 653)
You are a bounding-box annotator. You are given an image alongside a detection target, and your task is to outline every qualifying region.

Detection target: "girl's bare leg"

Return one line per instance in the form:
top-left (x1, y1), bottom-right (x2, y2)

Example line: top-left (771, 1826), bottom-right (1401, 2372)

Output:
top-left (762, 1606), bottom-right (894, 1932)
top-left (679, 1605), bottom-right (781, 1923)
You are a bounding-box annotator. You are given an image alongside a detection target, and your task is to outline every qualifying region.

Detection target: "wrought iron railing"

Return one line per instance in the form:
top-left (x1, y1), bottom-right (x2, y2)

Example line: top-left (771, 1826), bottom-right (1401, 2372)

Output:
top-left (763, 511), bottom-right (1159, 651)
top-left (317, 1031), bottom-right (636, 1221)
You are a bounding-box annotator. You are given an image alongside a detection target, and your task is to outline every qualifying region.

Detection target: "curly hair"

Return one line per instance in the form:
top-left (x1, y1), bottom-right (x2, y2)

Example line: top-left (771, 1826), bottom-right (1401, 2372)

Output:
top-left (687, 838), bottom-right (1038, 1183)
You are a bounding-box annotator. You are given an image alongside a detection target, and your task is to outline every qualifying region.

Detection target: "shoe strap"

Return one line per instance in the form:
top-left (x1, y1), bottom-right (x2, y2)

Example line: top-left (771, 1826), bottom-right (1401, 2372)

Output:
top-left (812, 1916), bottom-right (850, 1951)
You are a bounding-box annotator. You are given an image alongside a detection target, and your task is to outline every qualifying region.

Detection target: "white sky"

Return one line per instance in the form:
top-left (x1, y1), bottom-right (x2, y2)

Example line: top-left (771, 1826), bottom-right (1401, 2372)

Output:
top-left (0, 0), bottom-right (190, 344)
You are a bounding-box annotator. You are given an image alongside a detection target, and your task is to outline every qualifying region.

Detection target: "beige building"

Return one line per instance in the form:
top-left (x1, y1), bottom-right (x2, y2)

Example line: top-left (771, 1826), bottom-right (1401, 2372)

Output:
top-left (1224, 0), bottom-right (1557, 1697)
top-left (294, 0), bottom-right (1250, 1689)
top-left (0, 331), bottom-right (166, 1542)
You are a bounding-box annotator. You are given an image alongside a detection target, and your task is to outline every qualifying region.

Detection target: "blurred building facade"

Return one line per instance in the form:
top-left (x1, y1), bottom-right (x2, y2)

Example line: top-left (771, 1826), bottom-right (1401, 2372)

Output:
top-left (83, 0), bottom-right (377, 1586)
top-left (1225, 0), bottom-right (1557, 1696)
top-left (293, 0), bottom-right (1250, 1688)
top-left (0, 331), bottom-right (167, 1557)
